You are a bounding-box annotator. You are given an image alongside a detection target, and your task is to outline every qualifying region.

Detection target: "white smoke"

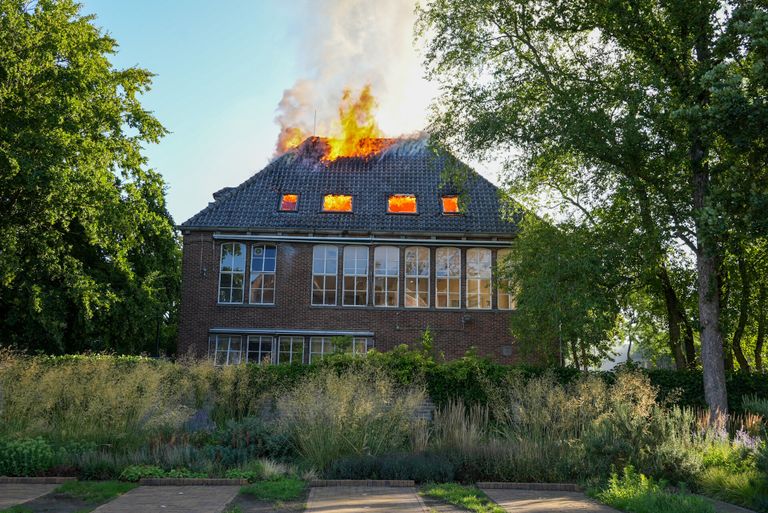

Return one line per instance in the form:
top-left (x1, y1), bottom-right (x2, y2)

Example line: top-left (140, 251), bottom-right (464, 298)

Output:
top-left (274, 0), bottom-right (436, 152)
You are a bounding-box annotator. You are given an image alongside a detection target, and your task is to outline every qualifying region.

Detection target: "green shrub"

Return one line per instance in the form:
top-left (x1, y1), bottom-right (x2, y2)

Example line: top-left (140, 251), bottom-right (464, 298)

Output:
top-left (326, 453), bottom-right (455, 483)
top-left (697, 467), bottom-right (768, 512)
top-left (277, 367), bottom-right (425, 470)
top-left (240, 477), bottom-right (306, 501)
top-left (743, 395), bottom-right (768, 417)
top-left (595, 466), bottom-right (714, 513)
top-left (118, 464), bottom-right (166, 481)
top-left (420, 483), bottom-right (505, 513)
top-left (0, 437), bottom-right (56, 476)
top-left (205, 416), bottom-right (292, 466)
top-left (54, 481), bottom-right (137, 503)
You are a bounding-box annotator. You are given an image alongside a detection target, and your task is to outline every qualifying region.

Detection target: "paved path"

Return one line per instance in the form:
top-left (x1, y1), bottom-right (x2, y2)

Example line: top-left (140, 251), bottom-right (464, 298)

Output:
top-left (91, 485), bottom-right (240, 513)
top-left (306, 486), bottom-right (427, 513)
top-left (0, 483), bottom-right (58, 508)
top-left (482, 488), bottom-right (621, 513)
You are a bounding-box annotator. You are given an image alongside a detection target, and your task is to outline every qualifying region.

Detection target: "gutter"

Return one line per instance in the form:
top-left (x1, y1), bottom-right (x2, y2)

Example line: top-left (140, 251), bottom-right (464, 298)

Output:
top-left (208, 233), bottom-right (512, 248)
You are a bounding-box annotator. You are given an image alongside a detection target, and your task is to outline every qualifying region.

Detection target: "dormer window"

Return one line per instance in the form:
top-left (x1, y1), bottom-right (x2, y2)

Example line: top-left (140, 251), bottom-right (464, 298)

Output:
top-left (280, 194), bottom-right (299, 212)
top-left (442, 195), bottom-right (460, 214)
top-left (323, 194), bottom-right (353, 212)
top-left (388, 194), bottom-right (417, 214)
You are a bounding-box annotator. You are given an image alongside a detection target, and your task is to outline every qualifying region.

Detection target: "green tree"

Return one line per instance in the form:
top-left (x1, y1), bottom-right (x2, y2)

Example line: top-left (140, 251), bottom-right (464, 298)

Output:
top-left (418, 0), bottom-right (768, 414)
top-left (0, 0), bottom-right (180, 354)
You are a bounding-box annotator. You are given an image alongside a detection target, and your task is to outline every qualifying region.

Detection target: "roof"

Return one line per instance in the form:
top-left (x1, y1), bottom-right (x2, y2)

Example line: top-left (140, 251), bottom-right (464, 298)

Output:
top-left (181, 136), bottom-right (519, 237)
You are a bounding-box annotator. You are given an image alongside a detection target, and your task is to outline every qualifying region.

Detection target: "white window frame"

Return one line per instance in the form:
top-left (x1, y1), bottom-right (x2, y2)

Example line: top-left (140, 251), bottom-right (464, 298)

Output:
top-left (373, 246), bottom-right (399, 307)
top-left (467, 248), bottom-right (492, 310)
top-left (496, 249), bottom-right (516, 310)
top-left (210, 334), bottom-right (243, 366)
top-left (218, 242), bottom-right (246, 304)
top-left (246, 335), bottom-right (274, 364)
top-left (277, 336), bottom-right (304, 364)
top-left (309, 336), bottom-right (370, 362)
top-left (312, 245), bottom-right (338, 306)
top-left (404, 246), bottom-right (430, 308)
top-left (436, 247), bottom-right (461, 309)
top-left (343, 246), bottom-right (369, 306)
top-left (249, 244), bottom-right (276, 305)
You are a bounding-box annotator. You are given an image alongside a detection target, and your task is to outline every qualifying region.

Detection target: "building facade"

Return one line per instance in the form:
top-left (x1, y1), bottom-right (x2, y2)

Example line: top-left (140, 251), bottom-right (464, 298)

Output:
top-left (178, 138), bottom-right (522, 364)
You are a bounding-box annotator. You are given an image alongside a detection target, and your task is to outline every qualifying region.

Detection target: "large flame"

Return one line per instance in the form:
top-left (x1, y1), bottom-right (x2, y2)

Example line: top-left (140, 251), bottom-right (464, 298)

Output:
top-left (275, 84), bottom-right (394, 161)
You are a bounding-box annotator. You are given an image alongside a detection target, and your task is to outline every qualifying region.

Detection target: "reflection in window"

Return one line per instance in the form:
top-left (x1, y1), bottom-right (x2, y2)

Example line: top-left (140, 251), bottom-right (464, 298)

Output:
top-left (210, 334), bottom-right (242, 366)
top-left (280, 194), bottom-right (299, 211)
top-left (405, 247), bottom-right (429, 308)
top-left (467, 248), bottom-right (492, 309)
top-left (343, 246), bottom-right (369, 306)
top-left (218, 242), bottom-right (245, 303)
top-left (246, 335), bottom-right (273, 364)
top-left (250, 245), bottom-right (276, 304)
top-left (388, 194), bottom-right (417, 213)
top-left (496, 249), bottom-right (516, 310)
top-left (312, 245), bottom-right (338, 305)
top-left (436, 247), bottom-right (461, 308)
top-left (441, 196), bottom-right (460, 214)
top-left (308, 336), bottom-right (369, 362)
top-left (374, 246), bottom-right (399, 307)
top-left (323, 194), bottom-right (353, 212)
top-left (277, 336), bottom-right (304, 364)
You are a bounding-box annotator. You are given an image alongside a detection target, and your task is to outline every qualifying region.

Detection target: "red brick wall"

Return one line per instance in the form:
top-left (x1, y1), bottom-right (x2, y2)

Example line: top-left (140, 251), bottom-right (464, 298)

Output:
top-left (178, 231), bottom-right (535, 364)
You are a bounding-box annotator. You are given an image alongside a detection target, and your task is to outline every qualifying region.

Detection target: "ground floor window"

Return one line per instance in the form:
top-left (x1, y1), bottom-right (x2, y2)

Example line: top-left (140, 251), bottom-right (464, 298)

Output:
top-left (246, 335), bottom-right (273, 364)
top-left (308, 336), bottom-right (371, 362)
top-left (210, 334), bottom-right (243, 366)
top-left (278, 336), bottom-right (305, 364)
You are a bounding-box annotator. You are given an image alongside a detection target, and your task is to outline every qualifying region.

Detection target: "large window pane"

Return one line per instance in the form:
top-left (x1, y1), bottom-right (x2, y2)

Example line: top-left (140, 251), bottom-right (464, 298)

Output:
top-left (496, 249), bottom-right (516, 310)
top-left (405, 247), bottom-right (429, 308)
top-left (277, 336), bottom-right (304, 364)
top-left (374, 246), bottom-right (399, 307)
top-left (250, 244), bottom-right (276, 304)
top-left (312, 245), bottom-right (338, 306)
top-left (343, 246), bottom-right (368, 306)
top-left (467, 248), bottom-right (491, 309)
top-left (436, 247), bottom-right (461, 308)
top-left (218, 243), bottom-right (246, 303)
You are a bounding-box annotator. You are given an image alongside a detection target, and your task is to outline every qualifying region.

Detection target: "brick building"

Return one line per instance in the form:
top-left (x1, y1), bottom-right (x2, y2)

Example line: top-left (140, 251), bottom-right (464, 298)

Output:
top-left (178, 137), bottom-right (523, 364)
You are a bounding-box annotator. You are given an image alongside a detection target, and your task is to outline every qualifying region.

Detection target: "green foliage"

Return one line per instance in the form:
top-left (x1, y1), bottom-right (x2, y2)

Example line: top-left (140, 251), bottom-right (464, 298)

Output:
top-left (0, 0), bottom-right (180, 354)
top-left (420, 483), bottom-right (505, 513)
top-left (54, 481), bottom-right (137, 503)
top-left (743, 394), bottom-right (768, 417)
top-left (325, 453), bottom-right (455, 483)
top-left (0, 437), bottom-right (56, 476)
top-left (0, 507), bottom-right (33, 513)
top-left (206, 416), bottom-right (293, 466)
top-left (595, 467), bottom-right (714, 513)
top-left (697, 467), bottom-right (768, 512)
top-left (240, 477), bottom-right (306, 502)
top-left (118, 464), bottom-right (165, 481)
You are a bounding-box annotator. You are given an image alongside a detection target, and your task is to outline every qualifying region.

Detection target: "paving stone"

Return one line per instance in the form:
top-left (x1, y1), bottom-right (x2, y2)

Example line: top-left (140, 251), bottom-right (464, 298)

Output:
top-left (0, 483), bottom-right (57, 508)
top-left (482, 488), bottom-right (621, 513)
top-left (90, 485), bottom-right (240, 513)
top-left (305, 486), bottom-right (427, 513)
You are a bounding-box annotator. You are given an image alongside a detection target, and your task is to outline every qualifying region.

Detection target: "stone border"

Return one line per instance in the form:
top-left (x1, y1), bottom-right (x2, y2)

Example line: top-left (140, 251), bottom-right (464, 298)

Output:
top-left (139, 478), bottom-right (249, 486)
top-left (310, 479), bottom-right (416, 487)
top-left (0, 477), bottom-right (76, 484)
top-left (477, 482), bottom-right (582, 492)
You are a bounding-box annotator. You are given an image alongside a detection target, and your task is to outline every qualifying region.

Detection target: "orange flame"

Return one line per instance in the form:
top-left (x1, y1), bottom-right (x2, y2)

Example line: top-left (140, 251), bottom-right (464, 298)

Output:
top-left (388, 195), bottom-right (417, 213)
top-left (442, 196), bottom-right (460, 214)
top-left (323, 194), bottom-right (353, 212)
top-left (275, 84), bottom-right (394, 161)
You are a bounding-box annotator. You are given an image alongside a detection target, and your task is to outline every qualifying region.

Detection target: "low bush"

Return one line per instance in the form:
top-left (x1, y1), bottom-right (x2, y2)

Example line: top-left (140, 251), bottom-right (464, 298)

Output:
top-left (594, 466), bottom-right (714, 513)
top-left (118, 464), bottom-right (166, 481)
top-left (0, 437), bottom-right (56, 476)
top-left (326, 453), bottom-right (455, 483)
top-left (205, 416), bottom-right (292, 466)
top-left (240, 477), bottom-right (306, 501)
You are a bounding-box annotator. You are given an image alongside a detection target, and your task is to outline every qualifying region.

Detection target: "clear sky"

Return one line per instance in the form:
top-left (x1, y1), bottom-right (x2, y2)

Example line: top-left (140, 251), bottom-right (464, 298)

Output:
top-left (80, 0), bottom-right (497, 224)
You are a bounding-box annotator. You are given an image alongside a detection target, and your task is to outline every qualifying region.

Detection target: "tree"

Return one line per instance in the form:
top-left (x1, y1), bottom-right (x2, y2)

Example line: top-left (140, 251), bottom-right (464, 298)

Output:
top-left (418, 1), bottom-right (768, 415)
top-left (0, 0), bottom-right (180, 354)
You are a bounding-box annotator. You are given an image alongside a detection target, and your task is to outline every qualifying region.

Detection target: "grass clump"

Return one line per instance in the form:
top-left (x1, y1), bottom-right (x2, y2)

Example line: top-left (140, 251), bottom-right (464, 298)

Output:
top-left (55, 480), bottom-right (137, 503)
top-left (240, 476), bottom-right (306, 502)
top-left (0, 507), bottom-right (33, 513)
top-left (594, 466), bottom-right (714, 513)
top-left (421, 483), bottom-right (505, 513)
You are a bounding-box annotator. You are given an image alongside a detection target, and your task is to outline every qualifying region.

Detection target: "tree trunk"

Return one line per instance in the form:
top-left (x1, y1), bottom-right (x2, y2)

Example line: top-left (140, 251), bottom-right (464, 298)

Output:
top-left (570, 339), bottom-right (581, 370)
top-left (658, 265), bottom-right (689, 370)
top-left (732, 255), bottom-right (751, 371)
top-left (756, 283), bottom-right (765, 372)
top-left (719, 264), bottom-right (735, 371)
top-left (682, 316), bottom-right (696, 369)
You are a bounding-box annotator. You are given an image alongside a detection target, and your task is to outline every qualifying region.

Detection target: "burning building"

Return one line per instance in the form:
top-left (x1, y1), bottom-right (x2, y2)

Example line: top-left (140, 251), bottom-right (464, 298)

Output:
top-left (178, 133), bottom-right (528, 365)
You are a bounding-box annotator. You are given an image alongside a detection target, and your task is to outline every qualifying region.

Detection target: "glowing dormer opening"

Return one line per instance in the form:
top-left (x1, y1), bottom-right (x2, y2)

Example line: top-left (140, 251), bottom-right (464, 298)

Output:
top-left (442, 195), bottom-right (460, 214)
top-left (280, 194), bottom-right (299, 212)
top-left (323, 194), bottom-right (353, 212)
top-left (388, 194), bottom-right (417, 214)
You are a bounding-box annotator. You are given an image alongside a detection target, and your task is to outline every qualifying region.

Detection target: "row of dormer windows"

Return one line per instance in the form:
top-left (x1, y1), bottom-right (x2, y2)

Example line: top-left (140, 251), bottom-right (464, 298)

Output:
top-left (279, 193), bottom-right (461, 214)
top-left (218, 243), bottom-right (515, 310)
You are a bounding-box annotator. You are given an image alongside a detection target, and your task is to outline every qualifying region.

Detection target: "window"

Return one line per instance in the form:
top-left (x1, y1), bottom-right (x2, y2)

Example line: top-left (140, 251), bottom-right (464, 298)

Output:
top-left (405, 247), bottom-right (429, 308)
top-left (277, 336), bottom-right (304, 364)
top-left (388, 194), bottom-right (417, 213)
top-left (436, 247), bottom-right (461, 308)
top-left (323, 194), bottom-right (353, 212)
top-left (374, 246), bottom-right (399, 307)
top-left (467, 248), bottom-right (492, 309)
top-left (309, 336), bottom-right (370, 362)
top-left (210, 334), bottom-right (242, 366)
top-left (343, 246), bottom-right (369, 306)
top-left (496, 249), bottom-right (516, 310)
top-left (246, 335), bottom-right (273, 364)
top-left (249, 245), bottom-right (276, 304)
top-left (312, 245), bottom-right (338, 305)
top-left (441, 195), bottom-right (460, 214)
top-left (218, 242), bottom-right (246, 303)
top-left (280, 194), bottom-right (299, 211)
